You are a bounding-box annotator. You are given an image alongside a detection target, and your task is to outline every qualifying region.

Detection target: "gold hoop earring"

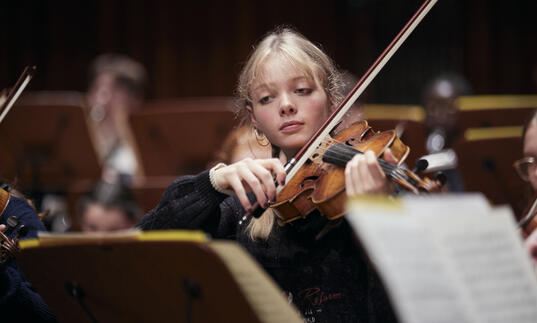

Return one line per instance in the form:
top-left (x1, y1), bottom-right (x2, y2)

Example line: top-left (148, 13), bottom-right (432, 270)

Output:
top-left (253, 127), bottom-right (270, 147)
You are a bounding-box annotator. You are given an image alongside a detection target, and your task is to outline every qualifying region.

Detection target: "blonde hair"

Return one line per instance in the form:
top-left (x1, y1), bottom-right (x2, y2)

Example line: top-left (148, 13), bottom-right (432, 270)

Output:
top-left (237, 27), bottom-right (344, 240)
top-left (234, 27), bottom-right (344, 125)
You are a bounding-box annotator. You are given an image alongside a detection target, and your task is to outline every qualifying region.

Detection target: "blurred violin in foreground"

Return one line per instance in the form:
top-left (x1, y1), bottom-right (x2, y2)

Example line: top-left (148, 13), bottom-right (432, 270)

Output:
top-left (0, 66), bottom-right (36, 262)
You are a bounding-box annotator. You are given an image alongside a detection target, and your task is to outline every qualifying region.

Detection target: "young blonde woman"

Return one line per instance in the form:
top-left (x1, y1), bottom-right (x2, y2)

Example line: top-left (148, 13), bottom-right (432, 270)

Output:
top-left (139, 27), bottom-right (397, 322)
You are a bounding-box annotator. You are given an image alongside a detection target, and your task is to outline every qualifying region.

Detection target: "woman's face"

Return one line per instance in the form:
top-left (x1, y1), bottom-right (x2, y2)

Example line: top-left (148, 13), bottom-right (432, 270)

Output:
top-left (247, 55), bottom-right (332, 158)
top-left (524, 121), bottom-right (537, 191)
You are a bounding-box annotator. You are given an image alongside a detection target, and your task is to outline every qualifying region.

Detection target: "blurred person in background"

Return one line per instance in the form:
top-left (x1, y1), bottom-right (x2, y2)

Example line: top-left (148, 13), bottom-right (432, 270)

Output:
top-left (514, 110), bottom-right (537, 264)
top-left (77, 179), bottom-right (141, 232)
top-left (422, 73), bottom-right (471, 153)
top-left (86, 54), bottom-right (147, 183)
top-left (420, 73), bottom-right (472, 192)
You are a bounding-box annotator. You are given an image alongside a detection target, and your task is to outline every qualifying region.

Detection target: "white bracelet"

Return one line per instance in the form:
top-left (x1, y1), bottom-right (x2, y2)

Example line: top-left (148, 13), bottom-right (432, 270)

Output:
top-left (209, 163), bottom-right (234, 195)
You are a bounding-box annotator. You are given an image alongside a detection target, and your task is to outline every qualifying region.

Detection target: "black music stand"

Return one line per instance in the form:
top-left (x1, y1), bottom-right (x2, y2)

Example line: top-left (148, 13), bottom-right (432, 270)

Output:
top-left (0, 99), bottom-right (101, 194)
top-left (17, 233), bottom-right (303, 323)
top-left (453, 132), bottom-right (528, 216)
top-left (129, 105), bottom-right (237, 177)
top-left (456, 95), bottom-right (537, 129)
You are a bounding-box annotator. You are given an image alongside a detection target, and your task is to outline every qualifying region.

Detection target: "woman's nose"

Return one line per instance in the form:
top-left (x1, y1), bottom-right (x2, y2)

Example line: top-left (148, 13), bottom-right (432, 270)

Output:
top-left (279, 94), bottom-right (297, 116)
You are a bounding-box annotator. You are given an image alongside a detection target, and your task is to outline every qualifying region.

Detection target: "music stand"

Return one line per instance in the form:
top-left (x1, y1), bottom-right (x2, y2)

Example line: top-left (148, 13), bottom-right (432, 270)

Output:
top-left (142, 97), bottom-right (236, 111)
top-left (452, 127), bottom-right (528, 216)
top-left (0, 98), bottom-right (101, 193)
top-left (129, 105), bottom-right (237, 177)
top-left (456, 95), bottom-right (537, 129)
top-left (17, 232), bottom-right (303, 323)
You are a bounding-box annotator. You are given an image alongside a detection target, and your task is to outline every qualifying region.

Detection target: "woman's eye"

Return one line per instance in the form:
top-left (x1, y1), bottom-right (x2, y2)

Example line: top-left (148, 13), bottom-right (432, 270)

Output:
top-left (296, 88), bottom-right (312, 95)
top-left (259, 96), bottom-right (271, 104)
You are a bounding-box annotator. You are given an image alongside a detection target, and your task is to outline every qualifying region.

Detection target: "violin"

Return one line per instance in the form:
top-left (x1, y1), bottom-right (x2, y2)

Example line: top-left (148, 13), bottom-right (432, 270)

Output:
top-left (0, 188), bottom-right (15, 263)
top-left (244, 0), bottom-right (441, 224)
top-left (0, 66), bottom-right (36, 262)
top-left (0, 187), bottom-right (30, 265)
top-left (271, 120), bottom-right (442, 224)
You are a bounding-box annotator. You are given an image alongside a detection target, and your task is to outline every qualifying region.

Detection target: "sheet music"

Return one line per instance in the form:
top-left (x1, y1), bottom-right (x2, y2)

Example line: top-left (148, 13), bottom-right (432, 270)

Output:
top-left (346, 195), bottom-right (537, 323)
top-left (428, 207), bottom-right (537, 323)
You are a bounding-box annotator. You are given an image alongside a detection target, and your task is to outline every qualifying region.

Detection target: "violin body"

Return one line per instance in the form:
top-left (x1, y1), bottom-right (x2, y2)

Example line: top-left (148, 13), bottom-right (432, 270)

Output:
top-left (272, 121), bottom-right (371, 223)
top-left (312, 122), bottom-right (410, 220)
top-left (0, 188), bottom-right (20, 264)
top-left (270, 120), bottom-right (439, 225)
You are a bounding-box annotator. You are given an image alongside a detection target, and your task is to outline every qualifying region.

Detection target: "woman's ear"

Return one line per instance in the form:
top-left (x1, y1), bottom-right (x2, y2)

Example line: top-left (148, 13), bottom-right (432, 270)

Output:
top-left (246, 104), bottom-right (258, 127)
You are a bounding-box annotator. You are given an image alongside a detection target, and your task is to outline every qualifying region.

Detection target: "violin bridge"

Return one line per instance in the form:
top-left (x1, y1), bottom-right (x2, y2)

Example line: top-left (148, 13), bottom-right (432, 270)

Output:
top-left (309, 135), bottom-right (340, 166)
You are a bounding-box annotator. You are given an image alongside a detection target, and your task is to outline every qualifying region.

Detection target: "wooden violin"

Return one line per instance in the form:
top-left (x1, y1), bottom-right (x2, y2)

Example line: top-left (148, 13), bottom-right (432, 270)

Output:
top-left (244, 0), bottom-right (440, 224)
top-left (271, 120), bottom-right (442, 224)
top-left (0, 188), bottom-right (30, 265)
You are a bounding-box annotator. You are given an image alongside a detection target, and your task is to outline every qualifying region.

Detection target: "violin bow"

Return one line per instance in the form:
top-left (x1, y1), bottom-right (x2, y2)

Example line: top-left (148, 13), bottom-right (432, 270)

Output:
top-left (0, 66), bottom-right (37, 124)
top-left (281, 0), bottom-right (438, 191)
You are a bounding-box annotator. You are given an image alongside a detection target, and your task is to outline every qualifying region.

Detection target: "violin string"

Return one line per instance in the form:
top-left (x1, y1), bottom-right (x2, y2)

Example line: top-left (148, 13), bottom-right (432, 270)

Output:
top-left (324, 143), bottom-right (392, 171)
top-left (321, 143), bottom-right (409, 182)
top-left (311, 139), bottom-right (410, 180)
top-left (322, 151), bottom-right (406, 182)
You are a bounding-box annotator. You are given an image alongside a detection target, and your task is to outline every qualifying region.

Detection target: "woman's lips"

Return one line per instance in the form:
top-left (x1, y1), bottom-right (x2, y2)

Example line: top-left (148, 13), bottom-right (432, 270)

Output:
top-left (280, 121), bottom-right (304, 133)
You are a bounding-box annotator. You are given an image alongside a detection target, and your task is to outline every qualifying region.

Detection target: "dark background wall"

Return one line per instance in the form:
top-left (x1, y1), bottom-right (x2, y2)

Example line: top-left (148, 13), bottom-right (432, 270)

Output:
top-left (1, 0), bottom-right (537, 104)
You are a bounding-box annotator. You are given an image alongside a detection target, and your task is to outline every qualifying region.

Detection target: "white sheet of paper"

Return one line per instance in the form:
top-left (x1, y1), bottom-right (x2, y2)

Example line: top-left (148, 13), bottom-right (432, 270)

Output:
top-left (346, 194), bottom-right (537, 323)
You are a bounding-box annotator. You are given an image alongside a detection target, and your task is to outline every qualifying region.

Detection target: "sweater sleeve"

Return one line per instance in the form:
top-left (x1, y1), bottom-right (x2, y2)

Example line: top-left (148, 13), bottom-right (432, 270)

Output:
top-left (137, 170), bottom-right (244, 237)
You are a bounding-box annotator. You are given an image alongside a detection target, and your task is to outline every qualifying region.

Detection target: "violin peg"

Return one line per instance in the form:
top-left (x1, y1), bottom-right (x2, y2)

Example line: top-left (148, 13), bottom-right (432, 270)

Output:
top-left (412, 159), bottom-right (429, 173)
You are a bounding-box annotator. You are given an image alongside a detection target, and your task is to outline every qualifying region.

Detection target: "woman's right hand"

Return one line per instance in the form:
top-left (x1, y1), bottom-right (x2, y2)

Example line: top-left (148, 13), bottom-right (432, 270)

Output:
top-left (212, 158), bottom-right (286, 211)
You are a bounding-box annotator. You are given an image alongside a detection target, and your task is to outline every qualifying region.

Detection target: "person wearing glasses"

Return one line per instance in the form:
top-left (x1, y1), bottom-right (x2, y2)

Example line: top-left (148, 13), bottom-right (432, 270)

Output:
top-left (514, 110), bottom-right (537, 264)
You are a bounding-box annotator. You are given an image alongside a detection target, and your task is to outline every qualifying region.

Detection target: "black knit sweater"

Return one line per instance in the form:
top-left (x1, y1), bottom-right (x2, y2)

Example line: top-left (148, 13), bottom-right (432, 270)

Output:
top-left (138, 170), bottom-right (397, 323)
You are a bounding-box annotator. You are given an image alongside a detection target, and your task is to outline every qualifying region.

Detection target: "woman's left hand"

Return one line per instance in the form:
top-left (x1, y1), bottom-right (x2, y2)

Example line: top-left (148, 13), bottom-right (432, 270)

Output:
top-left (345, 148), bottom-right (398, 196)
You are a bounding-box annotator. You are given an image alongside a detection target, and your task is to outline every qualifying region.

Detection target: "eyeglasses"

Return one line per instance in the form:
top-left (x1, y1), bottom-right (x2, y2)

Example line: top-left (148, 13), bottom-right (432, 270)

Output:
top-left (513, 156), bottom-right (537, 181)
